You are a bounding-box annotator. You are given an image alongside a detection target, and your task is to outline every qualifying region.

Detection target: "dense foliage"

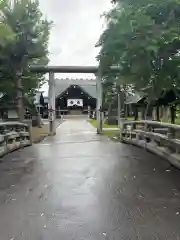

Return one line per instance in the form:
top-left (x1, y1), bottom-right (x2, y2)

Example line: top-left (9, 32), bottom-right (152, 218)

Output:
top-left (0, 0), bottom-right (52, 118)
top-left (97, 0), bottom-right (180, 106)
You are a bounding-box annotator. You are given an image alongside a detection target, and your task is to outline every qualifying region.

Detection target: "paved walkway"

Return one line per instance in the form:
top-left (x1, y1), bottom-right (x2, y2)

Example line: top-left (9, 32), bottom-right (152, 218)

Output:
top-left (0, 119), bottom-right (180, 239)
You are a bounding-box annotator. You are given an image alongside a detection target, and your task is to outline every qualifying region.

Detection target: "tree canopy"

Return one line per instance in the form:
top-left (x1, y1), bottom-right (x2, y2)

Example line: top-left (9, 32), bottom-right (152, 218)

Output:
top-left (97, 0), bottom-right (180, 104)
top-left (0, 0), bottom-right (52, 118)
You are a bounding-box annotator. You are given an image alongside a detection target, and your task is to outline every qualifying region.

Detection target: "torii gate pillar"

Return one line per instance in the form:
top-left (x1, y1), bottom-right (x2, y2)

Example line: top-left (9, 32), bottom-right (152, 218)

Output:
top-left (49, 72), bottom-right (56, 136)
top-left (96, 72), bottom-right (103, 134)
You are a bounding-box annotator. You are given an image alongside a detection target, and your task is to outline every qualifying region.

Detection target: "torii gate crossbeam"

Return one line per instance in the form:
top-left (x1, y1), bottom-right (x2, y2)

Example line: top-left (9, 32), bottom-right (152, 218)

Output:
top-left (30, 65), bottom-right (99, 74)
top-left (30, 65), bottom-right (114, 136)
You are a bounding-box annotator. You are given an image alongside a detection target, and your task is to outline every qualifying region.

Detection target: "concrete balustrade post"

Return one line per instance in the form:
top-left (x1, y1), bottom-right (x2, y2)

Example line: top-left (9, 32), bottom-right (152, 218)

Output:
top-left (167, 127), bottom-right (175, 140)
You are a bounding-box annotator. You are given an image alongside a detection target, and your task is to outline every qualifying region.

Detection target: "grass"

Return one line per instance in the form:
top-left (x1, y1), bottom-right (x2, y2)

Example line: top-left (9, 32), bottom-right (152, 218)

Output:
top-left (127, 117), bottom-right (135, 121)
top-left (31, 124), bottom-right (49, 143)
top-left (103, 130), bottom-right (120, 139)
top-left (90, 117), bottom-right (180, 130)
top-left (175, 119), bottom-right (180, 125)
top-left (89, 119), bottom-right (118, 129)
top-left (89, 119), bottom-right (120, 139)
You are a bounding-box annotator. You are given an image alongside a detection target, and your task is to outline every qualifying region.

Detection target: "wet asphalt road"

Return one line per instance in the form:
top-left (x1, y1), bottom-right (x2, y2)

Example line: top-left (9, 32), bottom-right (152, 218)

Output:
top-left (0, 119), bottom-right (180, 239)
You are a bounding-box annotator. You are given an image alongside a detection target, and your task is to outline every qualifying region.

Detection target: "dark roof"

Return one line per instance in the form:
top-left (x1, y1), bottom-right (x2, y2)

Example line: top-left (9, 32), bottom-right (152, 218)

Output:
top-left (125, 92), bottom-right (145, 104)
top-left (157, 89), bottom-right (180, 105)
top-left (55, 78), bottom-right (97, 99)
top-left (125, 89), bottom-right (180, 106)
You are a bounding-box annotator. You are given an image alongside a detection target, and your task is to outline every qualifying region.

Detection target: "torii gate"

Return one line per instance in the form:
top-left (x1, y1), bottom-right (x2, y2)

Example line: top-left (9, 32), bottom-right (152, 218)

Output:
top-left (30, 65), bottom-right (119, 136)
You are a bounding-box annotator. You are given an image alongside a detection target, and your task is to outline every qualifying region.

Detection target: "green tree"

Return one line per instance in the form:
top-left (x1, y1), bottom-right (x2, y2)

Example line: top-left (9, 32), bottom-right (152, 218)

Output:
top-left (97, 0), bottom-right (180, 118)
top-left (0, 0), bottom-right (52, 120)
top-left (0, 0), bottom-right (15, 45)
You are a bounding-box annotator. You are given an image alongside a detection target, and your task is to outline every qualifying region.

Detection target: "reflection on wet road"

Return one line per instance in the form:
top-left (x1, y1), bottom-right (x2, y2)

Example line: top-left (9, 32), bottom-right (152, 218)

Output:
top-left (0, 119), bottom-right (180, 239)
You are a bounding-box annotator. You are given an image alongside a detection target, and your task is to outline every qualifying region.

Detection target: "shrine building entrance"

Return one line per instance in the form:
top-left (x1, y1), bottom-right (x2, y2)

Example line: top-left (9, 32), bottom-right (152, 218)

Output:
top-left (55, 78), bottom-right (97, 117)
top-left (30, 65), bottom-right (118, 136)
top-left (30, 66), bottom-right (104, 136)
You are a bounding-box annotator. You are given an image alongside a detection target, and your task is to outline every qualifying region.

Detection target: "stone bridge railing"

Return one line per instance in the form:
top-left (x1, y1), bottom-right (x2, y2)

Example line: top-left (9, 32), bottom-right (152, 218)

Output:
top-left (120, 120), bottom-right (180, 169)
top-left (0, 122), bottom-right (32, 157)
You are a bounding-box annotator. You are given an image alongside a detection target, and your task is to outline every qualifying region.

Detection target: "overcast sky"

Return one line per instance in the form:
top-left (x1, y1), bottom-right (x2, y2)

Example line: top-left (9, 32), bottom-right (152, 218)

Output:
top-left (39, 0), bottom-right (112, 84)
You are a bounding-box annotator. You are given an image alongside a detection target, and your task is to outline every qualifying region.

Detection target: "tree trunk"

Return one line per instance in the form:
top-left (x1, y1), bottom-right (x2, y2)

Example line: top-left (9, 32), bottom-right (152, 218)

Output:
top-left (16, 76), bottom-right (24, 121)
top-left (125, 103), bottom-right (128, 118)
top-left (107, 102), bottom-right (113, 117)
top-left (36, 113), bottom-right (42, 127)
top-left (141, 106), bottom-right (145, 120)
top-left (156, 104), bottom-right (160, 121)
top-left (31, 105), bottom-right (42, 127)
top-left (129, 104), bottom-right (133, 117)
top-left (145, 102), bottom-right (151, 120)
top-left (170, 105), bottom-right (176, 124)
top-left (134, 106), bottom-right (138, 120)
